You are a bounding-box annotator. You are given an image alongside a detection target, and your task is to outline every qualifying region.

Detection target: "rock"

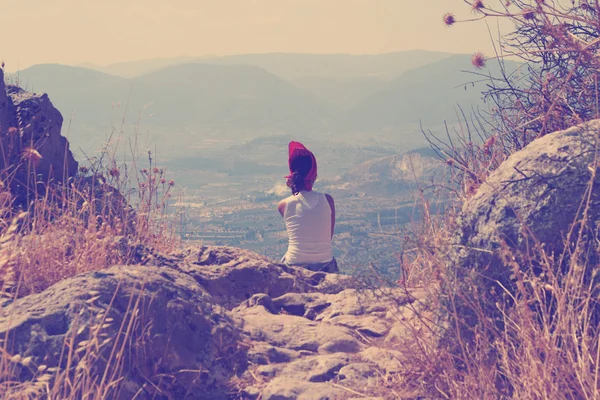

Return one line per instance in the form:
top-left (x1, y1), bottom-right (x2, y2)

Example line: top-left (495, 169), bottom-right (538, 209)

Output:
top-left (241, 386), bottom-right (262, 399)
top-left (272, 354), bottom-right (350, 383)
top-left (272, 293), bottom-right (330, 316)
top-left (348, 398), bottom-right (385, 400)
top-left (359, 347), bottom-right (403, 373)
top-left (384, 321), bottom-right (410, 345)
top-left (247, 293), bottom-right (278, 314)
top-left (0, 72), bottom-right (78, 200)
top-left (0, 244), bottom-right (423, 398)
top-left (448, 120), bottom-right (600, 343)
top-left (178, 246), bottom-right (359, 309)
top-left (328, 315), bottom-right (390, 338)
top-left (316, 289), bottom-right (412, 322)
top-left (320, 338), bottom-right (362, 353)
top-left (0, 69), bottom-right (18, 173)
top-left (238, 306), bottom-right (363, 354)
top-left (0, 264), bottom-right (246, 399)
top-left (248, 343), bottom-right (300, 365)
top-left (262, 378), bottom-right (347, 400)
top-left (338, 362), bottom-right (378, 385)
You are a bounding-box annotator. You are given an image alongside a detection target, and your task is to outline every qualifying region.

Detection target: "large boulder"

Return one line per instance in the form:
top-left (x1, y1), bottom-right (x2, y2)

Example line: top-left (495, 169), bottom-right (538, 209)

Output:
top-left (446, 120), bottom-right (600, 343)
top-left (0, 68), bottom-right (78, 199)
top-left (0, 264), bottom-right (246, 399)
top-left (142, 246), bottom-right (360, 309)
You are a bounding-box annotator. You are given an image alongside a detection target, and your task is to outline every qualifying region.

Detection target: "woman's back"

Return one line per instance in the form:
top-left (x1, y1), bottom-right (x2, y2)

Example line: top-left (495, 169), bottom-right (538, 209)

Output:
top-left (282, 190), bottom-right (332, 265)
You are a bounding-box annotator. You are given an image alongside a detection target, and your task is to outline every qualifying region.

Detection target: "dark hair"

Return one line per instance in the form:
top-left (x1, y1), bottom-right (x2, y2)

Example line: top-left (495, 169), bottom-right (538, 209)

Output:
top-left (289, 155), bottom-right (313, 195)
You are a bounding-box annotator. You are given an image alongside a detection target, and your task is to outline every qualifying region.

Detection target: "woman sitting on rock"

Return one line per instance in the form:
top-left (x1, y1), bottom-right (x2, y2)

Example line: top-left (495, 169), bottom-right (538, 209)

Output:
top-left (278, 141), bottom-right (338, 273)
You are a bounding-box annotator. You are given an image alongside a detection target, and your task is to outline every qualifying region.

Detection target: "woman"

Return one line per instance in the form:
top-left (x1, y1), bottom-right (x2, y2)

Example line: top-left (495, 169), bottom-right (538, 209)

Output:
top-left (278, 141), bottom-right (338, 273)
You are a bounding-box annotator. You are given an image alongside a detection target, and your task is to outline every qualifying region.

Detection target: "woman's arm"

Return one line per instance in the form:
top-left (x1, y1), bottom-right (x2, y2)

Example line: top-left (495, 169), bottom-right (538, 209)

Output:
top-left (278, 200), bottom-right (286, 217)
top-left (325, 194), bottom-right (335, 239)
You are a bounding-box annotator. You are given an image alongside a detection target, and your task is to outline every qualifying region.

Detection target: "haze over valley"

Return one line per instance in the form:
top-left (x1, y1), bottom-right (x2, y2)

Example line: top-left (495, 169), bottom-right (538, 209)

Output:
top-left (7, 50), bottom-right (504, 272)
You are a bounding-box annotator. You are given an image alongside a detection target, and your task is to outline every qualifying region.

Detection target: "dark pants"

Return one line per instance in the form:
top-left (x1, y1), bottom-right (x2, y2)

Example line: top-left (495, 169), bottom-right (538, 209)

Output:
top-left (281, 257), bottom-right (339, 273)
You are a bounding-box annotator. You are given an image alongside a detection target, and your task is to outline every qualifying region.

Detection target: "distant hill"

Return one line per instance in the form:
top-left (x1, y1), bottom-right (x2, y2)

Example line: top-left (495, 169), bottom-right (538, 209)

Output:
top-left (345, 55), bottom-right (522, 130)
top-left (333, 148), bottom-right (448, 196)
top-left (11, 63), bottom-right (337, 133)
top-left (204, 51), bottom-right (453, 80)
top-left (93, 51), bottom-right (453, 80)
top-left (293, 76), bottom-right (386, 110)
top-left (12, 64), bottom-right (129, 126)
top-left (101, 56), bottom-right (214, 78)
top-left (131, 63), bottom-right (338, 129)
top-left (10, 55), bottom-right (522, 159)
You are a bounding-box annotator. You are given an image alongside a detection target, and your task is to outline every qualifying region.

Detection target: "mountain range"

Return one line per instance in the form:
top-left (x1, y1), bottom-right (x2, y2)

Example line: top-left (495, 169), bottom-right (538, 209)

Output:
top-left (7, 51), bottom-right (517, 157)
top-left (85, 51), bottom-right (453, 80)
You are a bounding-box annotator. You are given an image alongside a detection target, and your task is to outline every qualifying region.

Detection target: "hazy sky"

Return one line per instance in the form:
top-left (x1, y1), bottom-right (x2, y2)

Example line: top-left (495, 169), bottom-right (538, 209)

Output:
top-left (1, 0), bottom-right (505, 70)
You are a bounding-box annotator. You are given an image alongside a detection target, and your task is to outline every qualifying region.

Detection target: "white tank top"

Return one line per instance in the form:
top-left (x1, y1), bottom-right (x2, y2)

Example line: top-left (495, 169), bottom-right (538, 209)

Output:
top-left (282, 190), bottom-right (333, 265)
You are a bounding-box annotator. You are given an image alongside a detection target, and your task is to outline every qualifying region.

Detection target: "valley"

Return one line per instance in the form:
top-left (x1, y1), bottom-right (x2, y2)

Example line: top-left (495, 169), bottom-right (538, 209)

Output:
top-left (6, 50), bottom-right (472, 275)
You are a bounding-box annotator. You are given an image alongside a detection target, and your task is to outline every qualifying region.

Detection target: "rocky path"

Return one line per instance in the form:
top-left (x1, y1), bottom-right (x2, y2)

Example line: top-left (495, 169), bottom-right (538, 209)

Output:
top-left (0, 246), bottom-right (428, 400)
top-left (236, 287), bottom-right (426, 400)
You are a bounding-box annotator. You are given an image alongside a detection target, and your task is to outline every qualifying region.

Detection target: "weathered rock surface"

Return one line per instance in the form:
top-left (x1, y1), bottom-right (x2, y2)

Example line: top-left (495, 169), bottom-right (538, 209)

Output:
top-left (0, 246), bottom-right (425, 399)
top-left (0, 264), bottom-right (246, 399)
top-left (0, 68), bottom-right (78, 199)
top-left (448, 120), bottom-right (600, 342)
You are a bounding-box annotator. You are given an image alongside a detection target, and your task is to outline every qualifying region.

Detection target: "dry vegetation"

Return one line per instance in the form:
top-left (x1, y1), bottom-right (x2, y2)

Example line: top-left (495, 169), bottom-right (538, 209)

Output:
top-left (389, 1), bottom-right (600, 399)
top-left (0, 122), bottom-right (180, 398)
top-left (3, 1), bottom-right (600, 399)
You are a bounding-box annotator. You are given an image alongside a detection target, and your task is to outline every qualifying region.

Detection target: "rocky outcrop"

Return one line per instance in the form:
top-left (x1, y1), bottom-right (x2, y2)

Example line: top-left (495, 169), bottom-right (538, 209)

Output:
top-left (447, 120), bottom-right (600, 343)
top-left (0, 68), bottom-right (78, 199)
top-left (0, 246), bottom-right (427, 399)
top-left (0, 264), bottom-right (246, 399)
top-left (236, 287), bottom-right (423, 400)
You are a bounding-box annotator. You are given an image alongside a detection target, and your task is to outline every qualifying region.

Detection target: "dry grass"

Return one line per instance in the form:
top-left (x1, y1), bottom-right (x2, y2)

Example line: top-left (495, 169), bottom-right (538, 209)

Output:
top-left (385, 3), bottom-right (600, 397)
top-left (391, 184), bottom-right (600, 399)
top-left (0, 125), bottom-right (179, 299)
top-left (0, 110), bottom-right (182, 398)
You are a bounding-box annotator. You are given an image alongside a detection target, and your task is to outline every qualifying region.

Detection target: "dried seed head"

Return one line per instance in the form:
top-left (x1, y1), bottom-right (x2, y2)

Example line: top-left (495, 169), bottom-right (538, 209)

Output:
top-left (472, 0), bottom-right (485, 12)
top-left (109, 167), bottom-right (120, 178)
top-left (472, 52), bottom-right (486, 69)
top-left (443, 13), bottom-right (456, 26)
top-left (168, 180), bottom-right (175, 187)
top-left (522, 8), bottom-right (536, 20)
top-left (21, 147), bottom-right (42, 166)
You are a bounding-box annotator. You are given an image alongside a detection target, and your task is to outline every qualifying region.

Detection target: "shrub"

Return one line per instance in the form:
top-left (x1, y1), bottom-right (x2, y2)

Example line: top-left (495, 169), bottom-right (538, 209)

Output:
top-left (392, 2), bottom-right (600, 398)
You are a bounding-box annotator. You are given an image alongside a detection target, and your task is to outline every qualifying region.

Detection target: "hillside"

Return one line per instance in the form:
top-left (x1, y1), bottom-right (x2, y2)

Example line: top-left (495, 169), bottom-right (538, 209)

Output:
top-left (10, 55), bottom-right (517, 162)
top-left (12, 64), bottom-right (129, 126)
top-left (131, 63), bottom-right (338, 130)
top-left (345, 55), bottom-right (521, 130)
top-left (203, 50), bottom-right (453, 80)
top-left (334, 147), bottom-right (447, 196)
top-left (293, 75), bottom-right (386, 110)
top-left (12, 63), bottom-right (338, 136)
top-left (93, 50), bottom-right (453, 80)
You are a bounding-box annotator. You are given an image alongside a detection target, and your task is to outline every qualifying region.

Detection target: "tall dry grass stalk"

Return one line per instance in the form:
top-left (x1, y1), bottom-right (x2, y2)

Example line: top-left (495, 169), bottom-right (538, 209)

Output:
top-left (0, 113), bottom-right (180, 299)
top-left (393, 171), bottom-right (600, 399)
top-left (0, 110), bottom-right (183, 397)
top-left (385, 2), bottom-right (600, 398)
top-left (426, 1), bottom-right (600, 199)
